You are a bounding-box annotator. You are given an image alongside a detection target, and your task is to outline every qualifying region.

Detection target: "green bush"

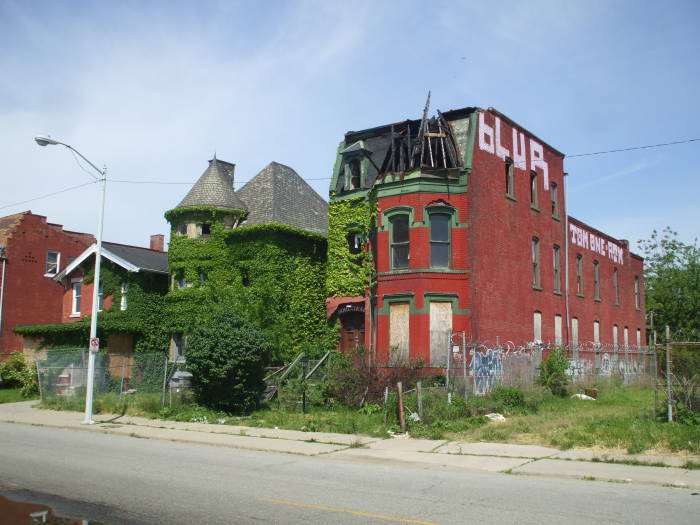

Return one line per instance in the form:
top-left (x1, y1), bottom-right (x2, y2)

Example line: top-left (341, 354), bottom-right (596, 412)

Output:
top-left (491, 386), bottom-right (525, 409)
top-left (538, 347), bottom-right (570, 397)
top-left (186, 311), bottom-right (272, 414)
top-left (0, 352), bottom-right (38, 397)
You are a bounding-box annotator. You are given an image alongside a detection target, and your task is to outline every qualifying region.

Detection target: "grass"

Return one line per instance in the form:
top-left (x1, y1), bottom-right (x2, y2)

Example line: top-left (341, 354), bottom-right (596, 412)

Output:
top-left (33, 384), bottom-right (700, 456)
top-left (445, 385), bottom-right (700, 455)
top-left (0, 388), bottom-right (38, 403)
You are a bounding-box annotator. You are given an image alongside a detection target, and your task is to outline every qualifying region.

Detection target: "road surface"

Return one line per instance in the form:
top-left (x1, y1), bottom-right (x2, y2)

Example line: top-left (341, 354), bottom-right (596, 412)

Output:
top-left (0, 423), bottom-right (697, 524)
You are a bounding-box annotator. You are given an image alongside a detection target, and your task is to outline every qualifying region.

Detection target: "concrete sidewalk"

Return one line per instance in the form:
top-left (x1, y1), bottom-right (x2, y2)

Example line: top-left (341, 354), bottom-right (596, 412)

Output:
top-left (1, 401), bottom-right (698, 490)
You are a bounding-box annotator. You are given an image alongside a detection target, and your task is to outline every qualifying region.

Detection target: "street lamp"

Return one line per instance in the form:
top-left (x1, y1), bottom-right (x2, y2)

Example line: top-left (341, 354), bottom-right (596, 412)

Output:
top-left (34, 135), bottom-right (107, 424)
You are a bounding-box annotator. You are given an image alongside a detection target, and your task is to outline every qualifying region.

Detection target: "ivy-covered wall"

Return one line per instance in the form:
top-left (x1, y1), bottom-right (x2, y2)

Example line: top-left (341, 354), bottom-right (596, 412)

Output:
top-left (165, 212), bottom-right (331, 364)
top-left (326, 193), bottom-right (377, 297)
top-left (14, 260), bottom-right (169, 354)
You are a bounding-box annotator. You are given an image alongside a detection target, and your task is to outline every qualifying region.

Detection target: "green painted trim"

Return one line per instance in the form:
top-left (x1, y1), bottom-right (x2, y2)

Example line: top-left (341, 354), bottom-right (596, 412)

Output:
top-left (506, 194), bottom-right (517, 203)
top-left (463, 112), bottom-right (477, 170)
top-left (531, 205), bottom-right (540, 213)
top-left (377, 293), bottom-right (415, 315)
top-left (533, 285), bottom-right (543, 292)
top-left (330, 188), bottom-right (371, 202)
top-left (416, 293), bottom-right (470, 315)
top-left (375, 177), bottom-right (467, 199)
top-left (329, 141), bottom-right (346, 197)
top-left (552, 215), bottom-right (561, 222)
top-left (377, 269), bottom-right (471, 276)
top-left (383, 207), bottom-right (414, 270)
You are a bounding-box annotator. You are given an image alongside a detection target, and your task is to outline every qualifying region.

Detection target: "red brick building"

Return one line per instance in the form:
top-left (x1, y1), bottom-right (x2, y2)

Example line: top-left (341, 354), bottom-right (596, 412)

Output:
top-left (0, 212), bottom-right (93, 357)
top-left (327, 105), bottom-right (645, 365)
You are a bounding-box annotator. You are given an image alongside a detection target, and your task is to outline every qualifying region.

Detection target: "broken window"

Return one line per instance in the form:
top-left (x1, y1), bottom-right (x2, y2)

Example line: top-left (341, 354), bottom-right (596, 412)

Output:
top-left (532, 237), bottom-right (540, 288)
top-left (45, 250), bottom-right (60, 275)
top-left (347, 232), bottom-right (362, 255)
top-left (505, 157), bottom-right (514, 197)
top-left (390, 215), bottom-right (409, 269)
top-left (349, 159), bottom-right (361, 189)
top-left (530, 171), bottom-right (538, 208)
top-left (200, 223), bottom-right (211, 237)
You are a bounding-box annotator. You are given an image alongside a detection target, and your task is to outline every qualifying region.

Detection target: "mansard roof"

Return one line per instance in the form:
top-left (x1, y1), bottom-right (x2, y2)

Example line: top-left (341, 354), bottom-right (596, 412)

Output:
top-left (237, 162), bottom-right (328, 235)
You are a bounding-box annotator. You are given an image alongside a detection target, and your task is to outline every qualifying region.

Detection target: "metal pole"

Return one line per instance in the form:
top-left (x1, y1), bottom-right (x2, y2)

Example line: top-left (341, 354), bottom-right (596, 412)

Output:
top-left (0, 257), bottom-right (7, 332)
top-left (665, 325), bottom-right (672, 422)
top-left (416, 381), bottom-right (423, 420)
top-left (397, 381), bottom-right (405, 433)
top-left (461, 332), bottom-right (467, 398)
top-left (161, 357), bottom-right (168, 406)
top-left (84, 168), bottom-right (107, 424)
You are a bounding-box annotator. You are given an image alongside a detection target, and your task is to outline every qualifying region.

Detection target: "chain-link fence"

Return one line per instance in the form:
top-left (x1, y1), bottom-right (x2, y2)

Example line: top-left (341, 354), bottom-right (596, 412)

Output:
top-left (443, 342), bottom-right (655, 397)
top-left (35, 349), bottom-right (191, 409)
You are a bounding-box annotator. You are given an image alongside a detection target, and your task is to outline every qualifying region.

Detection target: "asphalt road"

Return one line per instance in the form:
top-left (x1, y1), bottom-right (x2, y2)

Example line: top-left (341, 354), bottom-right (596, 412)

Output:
top-left (0, 423), bottom-right (697, 524)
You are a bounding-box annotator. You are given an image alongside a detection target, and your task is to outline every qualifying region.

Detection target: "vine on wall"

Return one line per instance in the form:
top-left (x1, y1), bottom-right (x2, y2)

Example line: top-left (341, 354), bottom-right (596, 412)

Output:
top-left (326, 193), bottom-right (377, 297)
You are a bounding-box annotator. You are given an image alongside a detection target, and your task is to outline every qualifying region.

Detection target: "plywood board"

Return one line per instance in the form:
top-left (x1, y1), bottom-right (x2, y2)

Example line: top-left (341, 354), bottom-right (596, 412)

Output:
top-left (430, 302), bottom-right (452, 365)
top-left (389, 303), bottom-right (410, 364)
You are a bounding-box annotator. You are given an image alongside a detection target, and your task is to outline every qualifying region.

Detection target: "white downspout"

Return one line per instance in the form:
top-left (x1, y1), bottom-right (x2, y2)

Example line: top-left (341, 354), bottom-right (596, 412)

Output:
top-left (0, 249), bottom-right (7, 333)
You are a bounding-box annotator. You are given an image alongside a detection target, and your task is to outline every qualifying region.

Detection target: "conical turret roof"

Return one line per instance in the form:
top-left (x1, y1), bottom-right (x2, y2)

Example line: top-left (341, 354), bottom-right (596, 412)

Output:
top-left (237, 161), bottom-right (327, 235)
top-left (176, 158), bottom-right (247, 211)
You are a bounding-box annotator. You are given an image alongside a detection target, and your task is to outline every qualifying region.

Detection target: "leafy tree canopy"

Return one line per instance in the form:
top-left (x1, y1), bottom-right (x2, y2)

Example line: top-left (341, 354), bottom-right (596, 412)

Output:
top-left (638, 227), bottom-right (700, 341)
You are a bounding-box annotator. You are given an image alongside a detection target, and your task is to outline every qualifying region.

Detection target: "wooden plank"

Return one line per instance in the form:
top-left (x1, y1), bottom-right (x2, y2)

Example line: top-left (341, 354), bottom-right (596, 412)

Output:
top-left (389, 303), bottom-right (410, 364)
top-left (430, 302), bottom-right (452, 366)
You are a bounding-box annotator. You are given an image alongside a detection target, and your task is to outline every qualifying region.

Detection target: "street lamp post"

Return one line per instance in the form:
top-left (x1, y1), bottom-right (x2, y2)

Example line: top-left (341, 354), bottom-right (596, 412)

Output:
top-left (34, 135), bottom-right (107, 424)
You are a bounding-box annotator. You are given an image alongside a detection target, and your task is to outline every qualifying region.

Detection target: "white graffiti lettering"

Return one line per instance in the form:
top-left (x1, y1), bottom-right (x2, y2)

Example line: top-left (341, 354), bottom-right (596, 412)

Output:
top-left (569, 223), bottom-right (624, 265)
top-left (495, 117), bottom-right (510, 160)
top-left (478, 112), bottom-right (495, 154)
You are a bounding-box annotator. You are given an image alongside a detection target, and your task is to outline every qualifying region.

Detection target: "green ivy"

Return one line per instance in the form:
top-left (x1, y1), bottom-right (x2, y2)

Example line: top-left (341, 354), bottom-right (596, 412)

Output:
top-left (163, 215), bottom-right (331, 364)
top-left (326, 193), bottom-right (377, 297)
top-left (14, 261), bottom-right (169, 355)
top-left (164, 206), bottom-right (246, 225)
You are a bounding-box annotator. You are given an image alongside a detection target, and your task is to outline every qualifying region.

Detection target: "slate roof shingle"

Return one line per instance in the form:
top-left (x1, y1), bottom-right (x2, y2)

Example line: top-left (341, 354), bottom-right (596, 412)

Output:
top-left (176, 158), bottom-right (247, 211)
top-left (237, 162), bottom-right (328, 236)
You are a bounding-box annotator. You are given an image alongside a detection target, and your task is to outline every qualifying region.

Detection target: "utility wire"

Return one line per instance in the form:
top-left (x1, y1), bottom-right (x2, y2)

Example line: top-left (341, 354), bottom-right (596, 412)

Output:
top-left (0, 180), bottom-right (98, 211)
top-left (5, 136), bottom-right (699, 209)
top-left (568, 138), bottom-right (700, 158)
top-left (69, 149), bottom-right (100, 180)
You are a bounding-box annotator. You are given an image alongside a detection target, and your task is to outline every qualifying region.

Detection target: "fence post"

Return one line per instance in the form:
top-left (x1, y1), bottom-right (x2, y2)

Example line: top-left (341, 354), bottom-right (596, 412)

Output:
top-left (416, 381), bottom-right (423, 420)
top-left (665, 325), bottom-right (672, 422)
top-left (397, 381), bottom-right (406, 433)
top-left (461, 333), bottom-right (467, 399)
top-left (161, 357), bottom-right (168, 407)
top-left (384, 386), bottom-right (389, 405)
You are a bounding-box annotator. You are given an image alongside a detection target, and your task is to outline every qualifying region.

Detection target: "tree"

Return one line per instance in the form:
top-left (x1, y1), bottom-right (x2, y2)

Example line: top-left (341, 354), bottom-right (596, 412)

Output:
top-left (638, 228), bottom-right (700, 341)
top-left (185, 311), bottom-right (272, 414)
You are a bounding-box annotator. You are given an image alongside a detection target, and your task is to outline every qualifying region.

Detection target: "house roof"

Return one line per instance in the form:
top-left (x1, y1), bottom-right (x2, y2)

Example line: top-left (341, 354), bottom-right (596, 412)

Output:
top-left (176, 158), bottom-right (247, 211)
top-left (237, 161), bottom-right (328, 235)
top-left (55, 241), bottom-right (168, 282)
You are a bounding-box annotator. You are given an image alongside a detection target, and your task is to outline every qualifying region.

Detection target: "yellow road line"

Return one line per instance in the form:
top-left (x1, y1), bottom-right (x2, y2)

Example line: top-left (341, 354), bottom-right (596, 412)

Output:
top-left (257, 497), bottom-right (439, 525)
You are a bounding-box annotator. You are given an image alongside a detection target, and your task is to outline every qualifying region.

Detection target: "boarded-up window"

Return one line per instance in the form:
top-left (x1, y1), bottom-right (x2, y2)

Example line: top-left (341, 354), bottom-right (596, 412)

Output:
top-left (636, 328), bottom-right (641, 348)
top-left (624, 326), bottom-right (629, 349)
top-left (389, 303), bottom-right (410, 363)
top-left (572, 317), bottom-right (579, 347)
top-left (594, 321), bottom-right (600, 345)
top-left (429, 302), bottom-right (452, 365)
top-left (533, 311), bottom-right (542, 342)
top-left (613, 325), bottom-right (619, 349)
top-left (554, 314), bottom-right (562, 345)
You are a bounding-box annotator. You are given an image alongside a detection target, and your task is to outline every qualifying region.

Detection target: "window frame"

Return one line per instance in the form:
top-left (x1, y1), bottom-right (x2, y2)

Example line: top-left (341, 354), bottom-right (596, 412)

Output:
top-left (532, 237), bottom-right (541, 289)
top-left (634, 276), bottom-right (641, 310)
top-left (576, 254), bottom-right (584, 296)
top-left (505, 157), bottom-right (515, 198)
top-left (45, 250), bottom-right (60, 276)
top-left (388, 213), bottom-right (411, 270)
top-left (533, 311), bottom-right (542, 342)
top-left (553, 244), bottom-right (561, 293)
top-left (593, 260), bottom-right (600, 301)
top-left (550, 182), bottom-right (559, 218)
top-left (530, 170), bottom-right (539, 209)
top-left (71, 279), bottom-right (82, 316)
top-left (428, 210), bottom-right (453, 269)
top-left (613, 267), bottom-right (620, 306)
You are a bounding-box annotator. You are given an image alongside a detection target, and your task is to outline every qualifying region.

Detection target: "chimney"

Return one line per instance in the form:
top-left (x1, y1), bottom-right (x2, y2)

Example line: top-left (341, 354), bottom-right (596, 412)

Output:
top-left (150, 234), bottom-right (165, 252)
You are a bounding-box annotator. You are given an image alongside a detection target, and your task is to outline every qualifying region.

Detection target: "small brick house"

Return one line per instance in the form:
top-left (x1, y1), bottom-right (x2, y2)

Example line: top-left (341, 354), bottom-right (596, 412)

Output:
top-left (327, 105), bottom-right (646, 365)
top-left (0, 211), bottom-right (93, 358)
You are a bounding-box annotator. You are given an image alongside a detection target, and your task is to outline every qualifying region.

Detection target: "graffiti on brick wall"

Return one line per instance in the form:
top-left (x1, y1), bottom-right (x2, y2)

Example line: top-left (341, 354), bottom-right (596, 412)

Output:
top-left (569, 223), bottom-right (625, 265)
top-left (478, 111), bottom-right (549, 189)
top-left (473, 349), bottom-right (503, 395)
top-left (566, 358), bottom-right (586, 380)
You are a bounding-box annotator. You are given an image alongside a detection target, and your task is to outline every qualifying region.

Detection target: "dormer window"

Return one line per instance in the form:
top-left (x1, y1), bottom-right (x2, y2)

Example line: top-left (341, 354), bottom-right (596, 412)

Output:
top-left (349, 159), bottom-right (361, 189)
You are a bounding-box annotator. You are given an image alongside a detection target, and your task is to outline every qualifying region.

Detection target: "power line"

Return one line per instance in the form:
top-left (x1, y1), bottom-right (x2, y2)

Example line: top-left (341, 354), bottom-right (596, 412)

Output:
top-left (0, 180), bottom-right (98, 211)
top-left (568, 138), bottom-right (700, 158)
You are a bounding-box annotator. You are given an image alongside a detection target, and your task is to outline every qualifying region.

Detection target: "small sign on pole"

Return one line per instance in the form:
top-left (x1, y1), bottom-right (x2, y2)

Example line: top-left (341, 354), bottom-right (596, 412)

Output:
top-left (89, 337), bottom-right (100, 353)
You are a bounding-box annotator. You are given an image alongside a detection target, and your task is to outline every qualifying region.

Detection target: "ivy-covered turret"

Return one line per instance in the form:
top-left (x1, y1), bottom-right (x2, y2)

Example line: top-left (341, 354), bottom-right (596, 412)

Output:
top-left (163, 158), bottom-right (331, 364)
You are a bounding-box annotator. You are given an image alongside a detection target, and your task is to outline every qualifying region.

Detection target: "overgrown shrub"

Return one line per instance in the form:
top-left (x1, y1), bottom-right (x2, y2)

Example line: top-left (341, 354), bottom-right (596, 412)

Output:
top-left (186, 311), bottom-right (272, 414)
top-left (538, 347), bottom-right (569, 396)
top-left (0, 352), bottom-right (38, 397)
top-left (490, 386), bottom-right (525, 409)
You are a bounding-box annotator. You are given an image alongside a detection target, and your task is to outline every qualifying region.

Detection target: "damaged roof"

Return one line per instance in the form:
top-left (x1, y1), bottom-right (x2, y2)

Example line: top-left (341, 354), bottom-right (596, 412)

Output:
top-left (237, 161), bottom-right (328, 235)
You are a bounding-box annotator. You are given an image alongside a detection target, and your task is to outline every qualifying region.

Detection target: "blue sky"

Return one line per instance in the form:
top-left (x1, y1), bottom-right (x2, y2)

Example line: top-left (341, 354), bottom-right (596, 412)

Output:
top-left (1, 0), bottom-right (698, 253)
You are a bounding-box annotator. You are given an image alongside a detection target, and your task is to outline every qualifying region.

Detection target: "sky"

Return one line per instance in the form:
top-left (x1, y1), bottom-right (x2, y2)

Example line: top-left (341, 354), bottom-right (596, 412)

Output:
top-left (1, 0), bottom-right (698, 255)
